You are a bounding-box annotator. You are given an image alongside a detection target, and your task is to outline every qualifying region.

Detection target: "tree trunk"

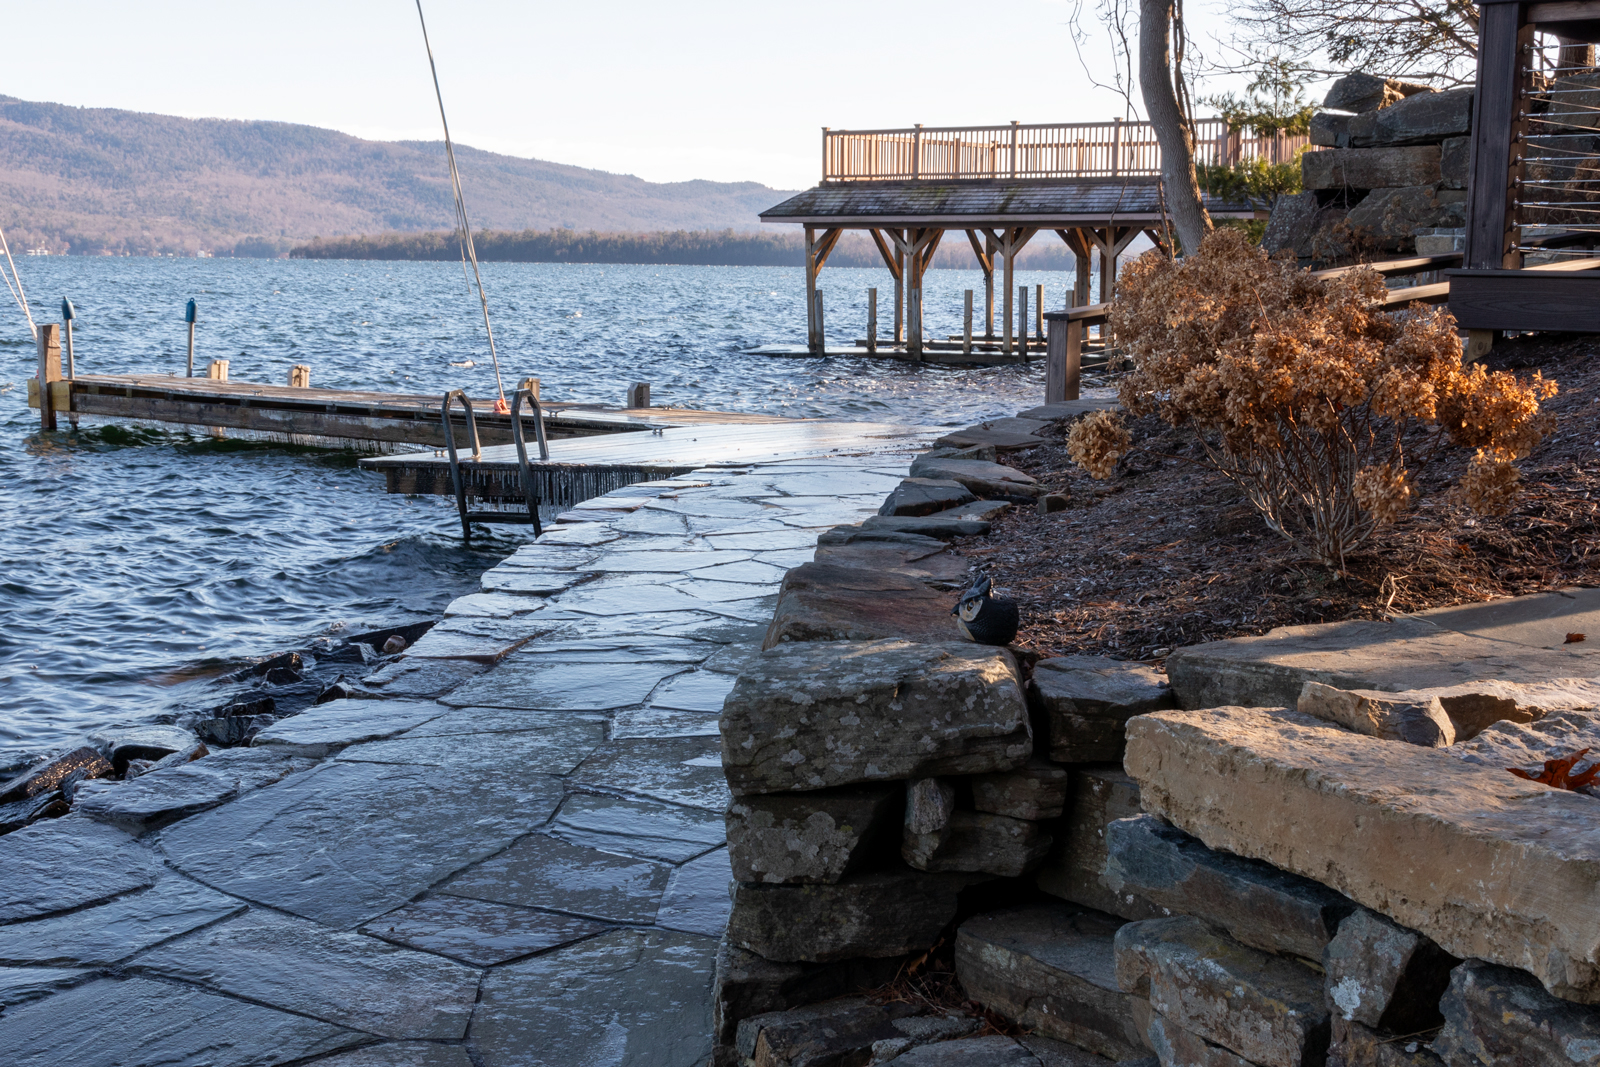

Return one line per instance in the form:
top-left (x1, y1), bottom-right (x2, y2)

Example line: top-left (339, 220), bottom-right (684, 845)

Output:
top-left (1139, 0), bottom-right (1211, 256)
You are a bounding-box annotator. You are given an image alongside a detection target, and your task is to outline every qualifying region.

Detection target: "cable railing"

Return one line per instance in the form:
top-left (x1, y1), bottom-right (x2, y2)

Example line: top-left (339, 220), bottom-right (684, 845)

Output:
top-left (821, 119), bottom-right (1312, 182)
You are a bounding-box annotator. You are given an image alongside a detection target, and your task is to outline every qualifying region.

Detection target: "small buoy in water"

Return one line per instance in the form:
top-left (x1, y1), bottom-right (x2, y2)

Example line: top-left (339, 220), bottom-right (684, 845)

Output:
top-left (449, 360), bottom-right (475, 368)
top-left (572, 310), bottom-right (582, 318)
top-left (383, 635), bottom-right (407, 654)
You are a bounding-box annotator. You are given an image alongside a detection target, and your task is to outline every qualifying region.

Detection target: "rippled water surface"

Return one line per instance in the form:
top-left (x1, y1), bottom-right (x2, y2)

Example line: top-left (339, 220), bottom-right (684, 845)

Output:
top-left (0, 258), bottom-right (1064, 767)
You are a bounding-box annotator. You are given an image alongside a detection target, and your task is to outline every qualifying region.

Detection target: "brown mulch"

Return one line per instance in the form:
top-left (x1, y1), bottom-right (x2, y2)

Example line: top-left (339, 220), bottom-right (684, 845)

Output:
top-left (959, 334), bottom-right (1600, 663)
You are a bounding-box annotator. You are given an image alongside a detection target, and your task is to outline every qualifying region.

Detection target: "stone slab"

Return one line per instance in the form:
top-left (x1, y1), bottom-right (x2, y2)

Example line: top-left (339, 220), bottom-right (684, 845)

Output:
top-left (1104, 814), bottom-right (1354, 960)
top-left (763, 563), bottom-right (958, 648)
top-left (442, 591), bottom-right (548, 618)
top-left (0, 965), bottom-right (92, 1007)
top-left (1324, 908), bottom-right (1456, 1035)
top-left (687, 559), bottom-right (792, 585)
top-left (727, 869), bottom-right (967, 963)
top-left (649, 669), bottom-right (739, 713)
top-left (440, 832), bottom-right (672, 923)
top-left (335, 718), bottom-right (605, 776)
top-left (0, 877), bottom-right (244, 966)
top-left (611, 706), bottom-right (722, 738)
top-left (1328, 1017), bottom-right (1444, 1067)
top-left (1302, 146), bottom-right (1441, 190)
top-left (472, 927), bottom-right (716, 1067)
top-left (1298, 682), bottom-right (1455, 747)
top-left (727, 785), bottom-right (902, 884)
top-left (136, 907), bottom-right (479, 1040)
top-left (859, 514), bottom-right (993, 538)
top-left (1450, 709), bottom-right (1600, 784)
top-left (0, 747), bottom-right (114, 805)
top-left (883, 1034), bottom-right (1038, 1066)
top-left (358, 657), bottom-right (489, 698)
top-left (313, 1044), bottom-right (477, 1067)
top-left (251, 699), bottom-right (448, 757)
top-left (362, 894), bottom-right (607, 967)
top-left (880, 478), bottom-right (979, 517)
top-left (970, 758), bottom-right (1070, 820)
top-left (398, 626), bottom-right (535, 662)
top-left (0, 976), bottom-right (362, 1066)
top-left (1347, 87), bottom-right (1472, 147)
top-left (1015, 400), bottom-right (1121, 421)
top-left (1143, 1012), bottom-right (1255, 1067)
top-left (74, 747), bottom-right (313, 833)
top-left (711, 939), bottom-right (906, 1048)
top-left (442, 658), bottom-right (686, 710)
top-left (1116, 916), bottom-right (1329, 1067)
top-left (908, 456), bottom-right (1041, 499)
top-left (1413, 586), bottom-right (1600, 653)
top-left (0, 816), bottom-right (160, 923)
top-left (553, 793), bottom-right (726, 864)
top-left (934, 429), bottom-right (1049, 453)
top-left (1164, 617), bottom-right (1596, 711)
top-left (1432, 959), bottom-right (1600, 1067)
top-left (1033, 656), bottom-right (1176, 763)
top-left (161, 760), bottom-right (565, 928)
top-left (1036, 766), bottom-right (1161, 922)
top-left (1125, 706), bottom-right (1600, 1004)
top-left (596, 550), bottom-right (755, 572)
top-left (657, 847), bottom-right (735, 938)
top-left (813, 541), bottom-right (972, 585)
top-left (721, 639), bottom-right (1030, 795)
top-left (734, 996), bottom-right (923, 1066)
top-left (903, 810), bottom-right (1052, 877)
top-left (573, 736), bottom-right (732, 812)
top-left (955, 904), bottom-right (1148, 1061)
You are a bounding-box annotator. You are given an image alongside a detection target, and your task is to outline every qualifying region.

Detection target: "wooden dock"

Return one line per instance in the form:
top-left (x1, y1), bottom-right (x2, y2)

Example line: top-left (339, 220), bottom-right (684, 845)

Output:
top-left (359, 420), bottom-right (935, 509)
top-left (28, 371), bottom-right (791, 451)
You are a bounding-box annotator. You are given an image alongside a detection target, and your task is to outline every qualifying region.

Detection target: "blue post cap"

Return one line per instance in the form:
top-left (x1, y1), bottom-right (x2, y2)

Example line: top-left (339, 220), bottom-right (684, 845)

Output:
top-left (61, 297), bottom-right (75, 321)
top-left (185, 298), bottom-right (198, 324)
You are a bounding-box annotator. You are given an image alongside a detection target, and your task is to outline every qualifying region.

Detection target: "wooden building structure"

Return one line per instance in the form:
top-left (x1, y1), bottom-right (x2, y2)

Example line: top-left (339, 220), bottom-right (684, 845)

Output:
top-left (1449, 0), bottom-right (1600, 335)
top-left (762, 118), bottom-right (1303, 356)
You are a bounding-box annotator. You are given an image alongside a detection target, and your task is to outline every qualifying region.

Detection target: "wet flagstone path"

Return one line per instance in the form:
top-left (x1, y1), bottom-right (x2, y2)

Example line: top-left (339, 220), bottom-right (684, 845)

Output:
top-left (0, 443), bottom-right (925, 1067)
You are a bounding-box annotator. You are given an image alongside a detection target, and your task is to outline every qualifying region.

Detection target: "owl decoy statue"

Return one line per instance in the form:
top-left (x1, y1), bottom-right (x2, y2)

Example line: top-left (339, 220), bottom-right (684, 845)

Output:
top-left (952, 576), bottom-right (1019, 646)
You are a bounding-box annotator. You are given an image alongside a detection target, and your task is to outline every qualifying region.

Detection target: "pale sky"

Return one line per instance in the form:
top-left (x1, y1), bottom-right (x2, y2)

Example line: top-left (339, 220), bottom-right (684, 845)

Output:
top-left (2, 0), bottom-right (1269, 192)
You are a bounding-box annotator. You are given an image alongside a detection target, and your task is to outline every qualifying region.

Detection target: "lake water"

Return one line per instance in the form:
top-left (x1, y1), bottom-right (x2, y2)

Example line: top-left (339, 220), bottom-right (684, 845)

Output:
top-left (0, 258), bottom-right (1064, 770)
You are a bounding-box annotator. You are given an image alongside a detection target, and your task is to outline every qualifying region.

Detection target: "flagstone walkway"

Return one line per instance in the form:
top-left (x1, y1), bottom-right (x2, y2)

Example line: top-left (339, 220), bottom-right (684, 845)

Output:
top-left (0, 443), bottom-right (927, 1067)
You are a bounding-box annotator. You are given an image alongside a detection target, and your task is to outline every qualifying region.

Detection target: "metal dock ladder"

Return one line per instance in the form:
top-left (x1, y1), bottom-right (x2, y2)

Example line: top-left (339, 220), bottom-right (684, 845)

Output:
top-left (440, 387), bottom-right (550, 541)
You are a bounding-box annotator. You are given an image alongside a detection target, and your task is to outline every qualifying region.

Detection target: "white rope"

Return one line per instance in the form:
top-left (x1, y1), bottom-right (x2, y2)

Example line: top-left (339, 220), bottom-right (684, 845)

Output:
top-left (415, 0), bottom-right (508, 409)
top-left (0, 226), bottom-right (37, 342)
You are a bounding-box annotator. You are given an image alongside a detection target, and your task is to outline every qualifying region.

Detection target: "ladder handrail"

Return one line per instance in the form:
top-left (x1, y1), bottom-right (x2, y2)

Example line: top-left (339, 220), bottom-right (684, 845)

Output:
top-left (510, 386), bottom-right (547, 536)
top-left (440, 389), bottom-right (482, 539)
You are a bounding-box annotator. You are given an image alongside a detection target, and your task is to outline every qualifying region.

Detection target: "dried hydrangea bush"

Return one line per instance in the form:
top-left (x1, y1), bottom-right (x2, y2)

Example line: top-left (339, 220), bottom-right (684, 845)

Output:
top-left (1070, 229), bottom-right (1558, 568)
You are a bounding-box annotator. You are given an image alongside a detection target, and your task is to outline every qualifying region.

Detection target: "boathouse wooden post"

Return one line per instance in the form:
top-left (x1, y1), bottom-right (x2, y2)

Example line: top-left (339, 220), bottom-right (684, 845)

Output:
top-left (894, 233), bottom-right (905, 343)
top-left (1001, 231), bottom-right (1014, 354)
top-left (1044, 310), bottom-right (1081, 403)
top-left (867, 288), bottom-right (877, 354)
top-left (1018, 285), bottom-right (1029, 356)
top-left (964, 230), bottom-right (996, 340)
top-left (36, 322), bottom-right (61, 431)
top-left (906, 229), bottom-right (924, 360)
top-left (963, 290), bottom-right (973, 355)
top-left (804, 226), bottom-right (820, 354)
top-left (1035, 284), bottom-right (1044, 340)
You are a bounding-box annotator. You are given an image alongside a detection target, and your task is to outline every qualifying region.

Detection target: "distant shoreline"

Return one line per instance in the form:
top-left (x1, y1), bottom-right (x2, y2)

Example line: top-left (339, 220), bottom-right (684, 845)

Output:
top-left (289, 228), bottom-right (1079, 271)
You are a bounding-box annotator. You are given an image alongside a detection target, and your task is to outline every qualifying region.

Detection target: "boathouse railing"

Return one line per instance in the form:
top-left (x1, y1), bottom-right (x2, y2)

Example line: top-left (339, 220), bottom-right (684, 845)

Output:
top-left (821, 119), bottom-right (1312, 182)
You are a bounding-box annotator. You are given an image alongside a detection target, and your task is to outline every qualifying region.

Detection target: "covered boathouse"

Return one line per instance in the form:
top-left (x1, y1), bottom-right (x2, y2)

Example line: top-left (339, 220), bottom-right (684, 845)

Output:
top-left (759, 118), bottom-right (1303, 357)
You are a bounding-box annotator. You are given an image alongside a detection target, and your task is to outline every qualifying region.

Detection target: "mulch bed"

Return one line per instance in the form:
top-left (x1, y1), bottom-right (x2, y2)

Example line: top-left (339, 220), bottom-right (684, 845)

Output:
top-left (958, 334), bottom-right (1600, 663)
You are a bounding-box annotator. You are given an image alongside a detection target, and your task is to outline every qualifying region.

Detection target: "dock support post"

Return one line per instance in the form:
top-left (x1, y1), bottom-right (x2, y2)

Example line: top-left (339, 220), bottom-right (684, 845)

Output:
top-left (207, 359), bottom-right (229, 381)
top-left (36, 322), bottom-right (61, 432)
top-left (627, 382), bottom-right (651, 408)
top-left (804, 226), bottom-right (820, 354)
top-left (1018, 285), bottom-right (1029, 359)
top-left (1002, 234), bottom-right (1014, 355)
top-left (867, 288), bottom-right (877, 355)
top-left (906, 234), bottom-right (922, 361)
top-left (984, 233), bottom-right (996, 339)
top-left (812, 291), bottom-right (825, 355)
top-left (1045, 312), bottom-right (1081, 403)
top-left (1035, 284), bottom-right (1044, 342)
top-left (963, 290), bottom-right (973, 355)
top-left (519, 376), bottom-right (540, 399)
top-left (894, 235), bottom-right (905, 344)
top-left (288, 364), bottom-right (311, 388)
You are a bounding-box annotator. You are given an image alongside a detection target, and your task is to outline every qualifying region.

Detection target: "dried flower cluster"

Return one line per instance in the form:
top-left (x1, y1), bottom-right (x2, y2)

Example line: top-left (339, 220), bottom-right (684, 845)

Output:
top-left (1067, 410), bottom-right (1132, 480)
top-left (1073, 229), bottom-right (1558, 567)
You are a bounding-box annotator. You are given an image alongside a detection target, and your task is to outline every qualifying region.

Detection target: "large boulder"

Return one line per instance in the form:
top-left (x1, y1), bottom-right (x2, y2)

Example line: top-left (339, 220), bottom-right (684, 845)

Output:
top-left (726, 786), bottom-right (902, 884)
top-left (1297, 682), bottom-right (1455, 747)
top-left (1344, 186), bottom-right (1466, 252)
top-left (1032, 656), bottom-right (1176, 763)
top-left (878, 479), bottom-right (978, 517)
top-left (955, 904), bottom-right (1150, 1062)
top-left (812, 541), bottom-right (972, 585)
top-left (1261, 192), bottom-right (1321, 256)
top-left (734, 996), bottom-right (926, 1067)
top-left (1311, 112), bottom-right (1352, 148)
top-left (711, 939), bottom-right (904, 1050)
top-left (1104, 814), bottom-right (1355, 960)
top-left (907, 456), bottom-right (1041, 500)
top-left (1124, 706), bottom-right (1600, 1004)
top-left (1432, 959), bottom-right (1600, 1066)
top-left (720, 639), bottom-right (1031, 796)
top-left (1323, 909), bottom-right (1456, 1036)
top-left (1302, 148), bottom-right (1441, 192)
top-left (1035, 765), bottom-right (1162, 922)
top-left (762, 563), bottom-right (955, 649)
top-left (726, 869), bottom-right (969, 963)
top-left (1323, 73), bottom-right (1435, 114)
top-left (1115, 916), bottom-right (1330, 1067)
top-left (1348, 88), bottom-right (1473, 147)
top-left (1439, 137), bottom-right (1469, 189)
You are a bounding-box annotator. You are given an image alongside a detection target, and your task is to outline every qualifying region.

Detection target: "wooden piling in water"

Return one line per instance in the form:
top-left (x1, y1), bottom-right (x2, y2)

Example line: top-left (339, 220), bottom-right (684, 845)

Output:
top-left (519, 376), bottom-right (541, 399)
top-left (963, 290), bottom-right (973, 356)
top-left (288, 364), bottom-right (311, 388)
top-left (626, 382), bottom-right (651, 408)
top-left (1018, 286), bottom-right (1029, 358)
top-left (207, 360), bottom-right (229, 381)
top-left (1035, 284), bottom-right (1044, 341)
top-left (36, 323), bottom-right (61, 432)
top-left (866, 288), bottom-right (877, 355)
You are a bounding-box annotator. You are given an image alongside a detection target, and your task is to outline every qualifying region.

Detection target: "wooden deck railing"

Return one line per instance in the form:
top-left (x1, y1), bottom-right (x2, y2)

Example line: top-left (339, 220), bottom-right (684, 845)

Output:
top-left (822, 119), bottom-right (1311, 182)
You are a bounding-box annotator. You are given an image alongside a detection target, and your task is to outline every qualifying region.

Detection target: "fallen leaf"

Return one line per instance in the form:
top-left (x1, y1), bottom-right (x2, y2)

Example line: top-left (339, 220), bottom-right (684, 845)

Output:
top-left (1566, 632), bottom-right (1587, 644)
top-left (1508, 747), bottom-right (1599, 791)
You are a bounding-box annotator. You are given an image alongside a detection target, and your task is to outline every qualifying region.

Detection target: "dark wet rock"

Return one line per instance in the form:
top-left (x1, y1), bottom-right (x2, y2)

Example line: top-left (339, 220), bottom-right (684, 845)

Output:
top-left (860, 514), bottom-right (993, 539)
top-left (0, 965), bottom-right (93, 1008)
top-left (250, 698), bottom-right (448, 756)
top-left (735, 996), bottom-right (923, 1067)
top-left (908, 455), bottom-right (1041, 500)
top-left (1033, 656), bottom-right (1176, 763)
top-left (1347, 88), bottom-right (1472, 147)
top-left (573, 735), bottom-right (732, 812)
top-left (1328, 1017), bottom-right (1445, 1067)
top-left (243, 650), bottom-right (305, 682)
top-left (728, 785), bottom-right (902, 884)
top-left (337, 717), bottom-right (606, 776)
top-left (886, 1034), bottom-right (1043, 1066)
top-left (1116, 916), bottom-right (1330, 1067)
top-left (312, 1043), bottom-right (477, 1067)
top-left (1433, 959), bottom-right (1600, 1065)
top-left (74, 747), bottom-right (312, 834)
top-left (135, 908), bottom-right (480, 1040)
top-left (956, 904), bottom-right (1147, 1061)
top-left (727, 868), bottom-right (968, 963)
top-left (903, 810), bottom-right (1052, 877)
top-left (473, 927), bottom-right (717, 1067)
top-left (161, 760), bottom-right (564, 927)
top-left (763, 563), bottom-right (956, 647)
top-left (362, 894), bottom-right (608, 967)
top-left (970, 757), bottom-right (1070, 820)
top-left (879, 478), bottom-right (979, 517)
top-left (359, 656), bottom-right (488, 698)
top-left (712, 938), bottom-right (906, 1048)
top-left (0, 746), bottom-right (114, 806)
top-left (0, 791), bottom-right (70, 834)
top-left (0, 975), bottom-right (364, 1066)
top-left (315, 680), bottom-right (354, 704)
top-left (0, 877), bottom-right (244, 966)
top-left (194, 714), bottom-right (276, 748)
top-left (346, 620), bottom-right (436, 651)
top-left (441, 831), bottom-right (673, 924)
top-left (722, 639), bottom-right (1030, 796)
top-left (1104, 815), bottom-right (1355, 960)
top-left (316, 642), bottom-right (376, 668)
top-left (554, 792), bottom-right (726, 863)
top-left (443, 657), bottom-right (686, 710)
top-left (215, 696), bottom-right (277, 717)
top-left (122, 758), bottom-right (158, 779)
top-left (1037, 766), bottom-right (1161, 921)
top-left (1, 816), bottom-right (160, 922)
top-left (1324, 909), bottom-right (1456, 1035)
top-left (658, 847), bottom-right (735, 938)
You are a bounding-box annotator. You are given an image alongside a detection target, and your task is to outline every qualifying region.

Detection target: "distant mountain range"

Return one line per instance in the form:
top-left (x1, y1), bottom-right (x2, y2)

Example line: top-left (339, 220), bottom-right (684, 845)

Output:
top-left (0, 94), bottom-right (800, 256)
